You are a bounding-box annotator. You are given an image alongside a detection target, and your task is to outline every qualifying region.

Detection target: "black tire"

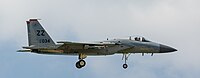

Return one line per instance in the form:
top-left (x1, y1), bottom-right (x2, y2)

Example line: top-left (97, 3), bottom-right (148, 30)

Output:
top-left (123, 64), bottom-right (128, 69)
top-left (79, 60), bottom-right (86, 67)
top-left (76, 61), bottom-right (82, 69)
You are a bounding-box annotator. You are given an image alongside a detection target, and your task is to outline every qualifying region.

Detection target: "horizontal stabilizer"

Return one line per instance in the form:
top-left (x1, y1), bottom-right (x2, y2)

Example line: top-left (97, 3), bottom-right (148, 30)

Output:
top-left (17, 49), bottom-right (31, 52)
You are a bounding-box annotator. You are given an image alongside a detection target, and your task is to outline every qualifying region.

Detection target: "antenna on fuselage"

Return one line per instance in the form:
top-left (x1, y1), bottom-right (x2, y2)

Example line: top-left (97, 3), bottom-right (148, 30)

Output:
top-left (129, 36), bottom-right (131, 40)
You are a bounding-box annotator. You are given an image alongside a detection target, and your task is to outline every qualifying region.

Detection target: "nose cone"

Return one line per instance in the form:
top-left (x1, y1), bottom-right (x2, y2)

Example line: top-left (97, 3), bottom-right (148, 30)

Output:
top-left (159, 44), bottom-right (177, 53)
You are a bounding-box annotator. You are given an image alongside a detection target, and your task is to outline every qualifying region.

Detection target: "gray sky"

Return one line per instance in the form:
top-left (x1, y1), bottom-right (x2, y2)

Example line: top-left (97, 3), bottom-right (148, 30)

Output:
top-left (0, 0), bottom-right (200, 78)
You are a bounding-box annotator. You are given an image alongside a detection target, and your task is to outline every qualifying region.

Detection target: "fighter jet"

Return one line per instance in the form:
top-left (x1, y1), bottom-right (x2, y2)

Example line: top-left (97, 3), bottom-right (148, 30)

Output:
top-left (18, 19), bottom-right (177, 69)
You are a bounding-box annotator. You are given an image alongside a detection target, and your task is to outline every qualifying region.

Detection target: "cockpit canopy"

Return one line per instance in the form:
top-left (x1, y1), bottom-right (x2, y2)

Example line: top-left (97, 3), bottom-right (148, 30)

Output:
top-left (130, 36), bottom-right (150, 42)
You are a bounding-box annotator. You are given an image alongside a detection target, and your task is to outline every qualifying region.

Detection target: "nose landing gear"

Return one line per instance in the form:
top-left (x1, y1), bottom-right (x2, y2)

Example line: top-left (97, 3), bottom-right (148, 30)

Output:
top-left (122, 53), bottom-right (131, 69)
top-left (123, 64), bottom-right (128, 69)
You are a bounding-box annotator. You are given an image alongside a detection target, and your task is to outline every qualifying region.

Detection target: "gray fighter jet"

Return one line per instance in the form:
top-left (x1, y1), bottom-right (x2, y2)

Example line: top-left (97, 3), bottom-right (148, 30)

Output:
top-left (18, 19), bottom-right (177, 69)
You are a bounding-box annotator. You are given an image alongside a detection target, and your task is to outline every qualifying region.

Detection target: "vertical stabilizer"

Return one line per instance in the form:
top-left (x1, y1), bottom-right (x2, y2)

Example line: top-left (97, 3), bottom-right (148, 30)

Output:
top-left (27, 19), bottom-right (55, 47)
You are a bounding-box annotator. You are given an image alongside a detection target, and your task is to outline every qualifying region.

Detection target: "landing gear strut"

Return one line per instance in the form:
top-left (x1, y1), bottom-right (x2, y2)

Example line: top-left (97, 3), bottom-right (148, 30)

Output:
top-left (76, 54), bottom-right (87, 69)
top-left (122, 53), bottom-right (131, 69)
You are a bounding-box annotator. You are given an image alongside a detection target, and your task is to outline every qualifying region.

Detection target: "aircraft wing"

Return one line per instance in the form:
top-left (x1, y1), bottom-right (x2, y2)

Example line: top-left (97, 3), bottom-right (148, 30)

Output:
top-left (57, 41), bottom-right (117, 49)
top-left (57, 41), bottom-right (116, 46)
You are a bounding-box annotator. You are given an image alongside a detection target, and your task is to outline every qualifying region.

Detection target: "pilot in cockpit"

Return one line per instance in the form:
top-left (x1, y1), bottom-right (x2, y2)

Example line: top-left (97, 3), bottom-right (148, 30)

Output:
top-left (134, 37), bottom-right (140, 41)
top-left (134, 37), bottom-right (150, 42)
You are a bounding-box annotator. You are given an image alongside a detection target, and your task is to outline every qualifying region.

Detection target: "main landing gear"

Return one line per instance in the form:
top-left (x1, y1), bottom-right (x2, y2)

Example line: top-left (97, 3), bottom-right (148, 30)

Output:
top-left (122, 53), bottom-right (131, 69)
top-left (76, 54), bottom-right (87, 69)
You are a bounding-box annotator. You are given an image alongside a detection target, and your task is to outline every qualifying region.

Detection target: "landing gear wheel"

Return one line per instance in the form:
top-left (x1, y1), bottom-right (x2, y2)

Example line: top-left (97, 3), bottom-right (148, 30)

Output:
top-left (79, 60), bottom-right (86, 67)
top-left (122, 53), bottom-right (131, 69)
top-left (76, 61), bottom-right (82, 69)
top-left (75, 60), bottom-right (86, 69)
top-left (123, 64), bottom-right (128, 69)
top-left (76, 54), bottom-right (87, 69)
